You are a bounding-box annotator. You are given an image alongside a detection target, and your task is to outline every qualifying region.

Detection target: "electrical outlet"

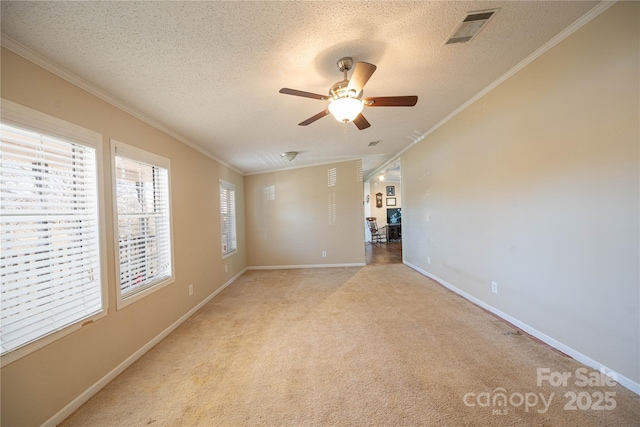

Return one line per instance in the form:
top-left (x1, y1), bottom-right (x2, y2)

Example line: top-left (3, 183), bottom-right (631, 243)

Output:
top-left (427, 256), bottom-right (431, 265)
top-left (491, 281), bottom-right (498, 294)
top-left (189, 284), bottom-right (194, 296)
top-left (225, 264), bottom-right (228, 273)
top-left (322, 251), bottom-right (327, 257)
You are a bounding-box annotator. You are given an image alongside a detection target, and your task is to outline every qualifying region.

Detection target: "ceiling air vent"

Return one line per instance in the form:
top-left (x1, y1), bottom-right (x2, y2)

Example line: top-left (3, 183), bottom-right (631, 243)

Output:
top-left (445, 9), bottom-right (499, 45)
top-left (368, 140), bottom-right (381, 147)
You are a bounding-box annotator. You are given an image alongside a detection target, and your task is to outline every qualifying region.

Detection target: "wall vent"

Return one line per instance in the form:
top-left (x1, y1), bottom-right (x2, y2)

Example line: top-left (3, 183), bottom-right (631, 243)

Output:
top-left (445, 9), bottom-right (499, 45)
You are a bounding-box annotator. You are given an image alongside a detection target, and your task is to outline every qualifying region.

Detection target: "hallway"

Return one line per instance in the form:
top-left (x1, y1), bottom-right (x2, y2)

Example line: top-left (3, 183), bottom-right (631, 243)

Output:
top-left (364, 241), bottom-right (402, 265)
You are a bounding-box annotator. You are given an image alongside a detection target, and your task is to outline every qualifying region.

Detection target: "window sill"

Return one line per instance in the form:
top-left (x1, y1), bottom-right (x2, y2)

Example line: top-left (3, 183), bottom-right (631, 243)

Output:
top-left (222, 249), bottom-right (237, 260)
top-left (116, 276), bottom-right (175, 310)
top-left (0, 309), bottom-right (108, 368)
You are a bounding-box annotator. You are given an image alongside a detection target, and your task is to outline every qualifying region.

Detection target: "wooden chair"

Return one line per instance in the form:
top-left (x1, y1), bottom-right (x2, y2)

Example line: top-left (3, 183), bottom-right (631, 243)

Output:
top-left (366, 217), bottom-right (387, 244)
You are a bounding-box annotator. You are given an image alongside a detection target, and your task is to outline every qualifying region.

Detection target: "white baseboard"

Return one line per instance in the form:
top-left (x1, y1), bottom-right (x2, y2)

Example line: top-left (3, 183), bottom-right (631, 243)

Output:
top-left (403, 260), bottom-right (640, 396)
top-left (247, 263), bottom-right (365, 270)
top-left (43, 268), bottom-right (247, 427)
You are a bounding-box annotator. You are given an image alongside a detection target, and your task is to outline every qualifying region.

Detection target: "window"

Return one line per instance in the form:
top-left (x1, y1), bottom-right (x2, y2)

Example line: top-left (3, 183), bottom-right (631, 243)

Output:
top-left (0, 100), bottom-right (106, 364)
top-left (220, 180), bottom-right (237, 257)
top-left (112, 140), bottom-right (173, 309)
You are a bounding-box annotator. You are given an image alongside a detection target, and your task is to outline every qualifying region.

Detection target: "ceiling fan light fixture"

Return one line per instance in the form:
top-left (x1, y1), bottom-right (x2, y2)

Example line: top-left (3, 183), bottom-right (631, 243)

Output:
top-left (279, 57), bottom-right (416, 129)
top-left (328, 97), bottom-right (364, 123)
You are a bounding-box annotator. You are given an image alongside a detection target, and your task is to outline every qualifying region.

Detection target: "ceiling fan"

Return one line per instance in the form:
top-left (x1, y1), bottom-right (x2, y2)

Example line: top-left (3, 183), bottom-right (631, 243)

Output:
top-left (279, 57), bottom-right (418, 130)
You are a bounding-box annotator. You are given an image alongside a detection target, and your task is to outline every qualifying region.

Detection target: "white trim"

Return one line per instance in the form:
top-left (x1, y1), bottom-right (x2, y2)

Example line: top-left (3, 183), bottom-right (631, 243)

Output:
top-left (0, 98), bottom-right (101, 147)
top-left (41, 268), bottom-right (247, 427)
top-left (363, 1), bottom-right (616, 182)
top-left (0, 34), bottom-right (244, 176)
top-left (111, 139), bottom-right (176, 310)
top-left (112, 139), bottom-right (171, 169)
top-left (2, 31), bottom-right (356, 179)
top-left (244, 157), bottom-right (362, 176)
top-left (221, 250), bottom-right (238, 259)
top-left (0, 99), bottom-right (109, 368)
top-left (403, 260), bottom-right (640, 396)
top-left (2, 1), bottom-right (614, 181)
top-left (247, 263), bottom-right (365, 270)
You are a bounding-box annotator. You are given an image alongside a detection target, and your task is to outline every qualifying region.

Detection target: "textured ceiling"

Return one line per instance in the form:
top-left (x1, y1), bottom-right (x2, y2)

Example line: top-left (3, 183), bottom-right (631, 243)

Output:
top-left (1, 1), bottom-right (599, 177)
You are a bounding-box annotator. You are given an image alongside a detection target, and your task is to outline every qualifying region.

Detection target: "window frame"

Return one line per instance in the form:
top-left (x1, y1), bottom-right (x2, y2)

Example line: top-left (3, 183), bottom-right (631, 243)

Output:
top-left (219, 179), bottom-right (237, 258)
top-left (0, 99), bottom-right (108, 367)
top-left (111, 139), bottom-right (175, 310)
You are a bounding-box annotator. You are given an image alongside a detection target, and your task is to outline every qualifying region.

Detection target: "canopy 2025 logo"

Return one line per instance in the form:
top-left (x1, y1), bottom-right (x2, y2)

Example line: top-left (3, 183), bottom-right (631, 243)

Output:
top-left (462, 367), bottom-right (617, 415)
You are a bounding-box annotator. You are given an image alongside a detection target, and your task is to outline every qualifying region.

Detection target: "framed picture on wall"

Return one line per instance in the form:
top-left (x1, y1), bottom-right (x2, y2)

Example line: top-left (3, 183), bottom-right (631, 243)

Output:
top-left (386, 186), bottom-right (395, 196)
top-left (386, 197), bottom-right (396, 206)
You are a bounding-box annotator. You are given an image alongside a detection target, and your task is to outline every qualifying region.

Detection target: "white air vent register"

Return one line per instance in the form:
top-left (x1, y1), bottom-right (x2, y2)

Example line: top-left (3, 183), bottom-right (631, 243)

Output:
top-left (446, 9), bottom-right (499, 44)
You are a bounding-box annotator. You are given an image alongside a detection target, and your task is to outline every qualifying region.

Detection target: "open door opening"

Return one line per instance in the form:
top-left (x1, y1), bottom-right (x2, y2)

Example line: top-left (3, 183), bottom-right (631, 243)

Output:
top-left (363, 161), bottom-right (402, 265)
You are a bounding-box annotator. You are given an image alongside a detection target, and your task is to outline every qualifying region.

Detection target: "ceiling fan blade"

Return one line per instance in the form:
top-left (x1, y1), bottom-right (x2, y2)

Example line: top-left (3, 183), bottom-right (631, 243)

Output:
top-left (364, 96), bottom-right (418, 107)
top-left (353, 113), bottom-right (371, 130)
top-left (347, 62), bottom-right (377, 94)
top-left (279, 88), bottom-right (327, 100)
top-left (299, 109), bottom-right (330, 126)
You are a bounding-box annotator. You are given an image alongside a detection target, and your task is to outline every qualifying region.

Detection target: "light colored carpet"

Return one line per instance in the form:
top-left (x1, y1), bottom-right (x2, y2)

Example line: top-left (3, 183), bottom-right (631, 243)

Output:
top-left (61, 265), bottom-right (640, 426)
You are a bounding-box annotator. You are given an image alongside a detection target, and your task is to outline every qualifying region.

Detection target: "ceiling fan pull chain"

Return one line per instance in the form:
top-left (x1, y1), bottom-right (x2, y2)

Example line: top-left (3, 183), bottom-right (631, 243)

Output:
top-left (344, 121), bottom-right (348, 144)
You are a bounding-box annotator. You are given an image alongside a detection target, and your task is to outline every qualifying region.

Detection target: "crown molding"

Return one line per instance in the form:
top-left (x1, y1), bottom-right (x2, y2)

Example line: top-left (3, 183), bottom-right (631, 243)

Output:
top-left (2, 1), bottom-right (615, 181)
top-left (244, 157), bottom-right (363, 176)
top-left (0, 34), bottom-right (245, 176)
top-left (365, 0), bottom-right (616, 182)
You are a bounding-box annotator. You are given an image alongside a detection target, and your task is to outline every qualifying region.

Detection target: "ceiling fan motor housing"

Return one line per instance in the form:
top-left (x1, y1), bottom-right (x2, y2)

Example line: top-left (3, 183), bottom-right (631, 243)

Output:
top-left (330, 80), bottom-right (361, 100)
top-left (331, 57), bottom-right (361, 100)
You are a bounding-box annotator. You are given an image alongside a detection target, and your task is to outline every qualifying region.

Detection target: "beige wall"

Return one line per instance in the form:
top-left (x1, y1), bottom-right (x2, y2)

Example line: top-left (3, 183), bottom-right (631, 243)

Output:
top-left (2, 3), bottom-right (637, 424)
top-left (402, 2), bottom-right (639, 384)
top-left (245, 161), bottom-right (365, 267)
top-left (1, 47), bottom-right (246, 426)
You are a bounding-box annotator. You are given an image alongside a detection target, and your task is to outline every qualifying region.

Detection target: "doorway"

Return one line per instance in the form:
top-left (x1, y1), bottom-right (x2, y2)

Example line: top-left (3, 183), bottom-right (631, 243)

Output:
top-left (363, 161), bottom-right (402, 265)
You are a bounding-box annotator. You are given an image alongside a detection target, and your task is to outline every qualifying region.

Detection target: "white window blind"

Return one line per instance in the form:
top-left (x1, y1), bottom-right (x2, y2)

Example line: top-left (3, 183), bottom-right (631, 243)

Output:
top-left (114, 144), bottom-right (172, 303)
top-left (220, 180), bottom-right (237, 257)
top-left (0, 123), bottom-right (103, 356)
